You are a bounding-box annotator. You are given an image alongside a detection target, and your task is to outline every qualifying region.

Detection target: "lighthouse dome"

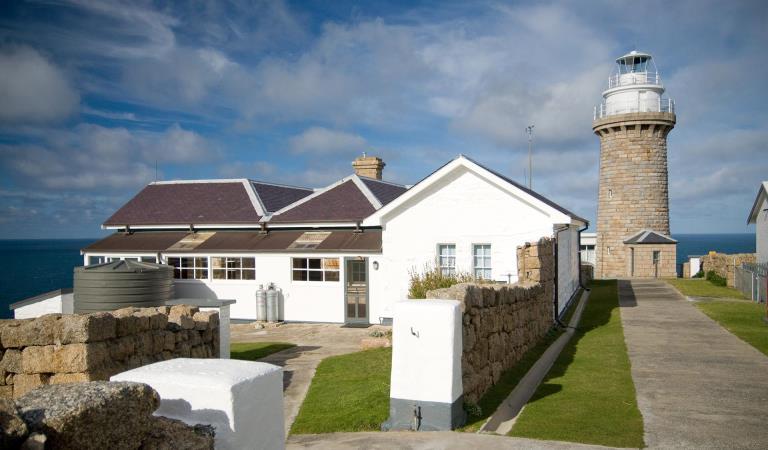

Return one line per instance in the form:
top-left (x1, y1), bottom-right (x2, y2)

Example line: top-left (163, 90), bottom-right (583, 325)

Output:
top-left (594, 50), bottom-right (675, 119)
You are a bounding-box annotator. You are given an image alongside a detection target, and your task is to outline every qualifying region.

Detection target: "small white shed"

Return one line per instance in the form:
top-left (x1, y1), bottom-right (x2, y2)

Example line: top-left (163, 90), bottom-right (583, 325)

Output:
top-left (747, 181), bottom-right (768, 264)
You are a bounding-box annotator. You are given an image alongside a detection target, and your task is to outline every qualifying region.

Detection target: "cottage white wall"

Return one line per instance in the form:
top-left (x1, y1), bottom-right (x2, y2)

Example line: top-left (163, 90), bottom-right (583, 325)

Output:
top-left (166, 253), bottom-right (368, 323)
top-left (757, 197), bottom-right (768, 264)
top-left (372, 167), bottom-right (558, 320)
top-left (557, 226), bottom-right (580, 315)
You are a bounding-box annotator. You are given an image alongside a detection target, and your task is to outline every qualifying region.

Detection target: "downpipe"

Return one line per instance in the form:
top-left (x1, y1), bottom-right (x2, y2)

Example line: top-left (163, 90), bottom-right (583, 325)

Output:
top-left (553, 225), bottom-right (570, 329)
top-left (577, 224), bottom-right (591, 292)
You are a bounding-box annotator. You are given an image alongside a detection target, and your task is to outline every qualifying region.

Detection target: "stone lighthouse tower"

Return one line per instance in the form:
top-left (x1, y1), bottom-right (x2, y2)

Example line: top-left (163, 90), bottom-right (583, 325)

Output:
top-left (594, 51), bottom-right (678, 279)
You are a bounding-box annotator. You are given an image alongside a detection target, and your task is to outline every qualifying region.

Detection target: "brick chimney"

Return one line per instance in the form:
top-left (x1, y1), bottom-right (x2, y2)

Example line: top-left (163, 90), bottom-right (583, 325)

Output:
top-left (352, 154), bottom-right (385, 180)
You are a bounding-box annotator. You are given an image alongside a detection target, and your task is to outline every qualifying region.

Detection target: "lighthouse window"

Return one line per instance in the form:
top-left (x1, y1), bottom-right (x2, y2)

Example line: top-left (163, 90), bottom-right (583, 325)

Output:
top-left (608, 189), bottom-right (613, 199)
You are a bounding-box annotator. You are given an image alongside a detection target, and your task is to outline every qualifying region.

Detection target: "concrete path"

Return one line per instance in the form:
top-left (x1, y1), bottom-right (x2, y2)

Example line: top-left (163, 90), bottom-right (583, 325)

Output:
top-left (287, 431), bottom-right (624, 449)
top-left (619, 280), bottom-right (768, 449)
top-left (230, 323), bottom-right (386, 434)
top-left (481, 289), bottom-right (590, 434)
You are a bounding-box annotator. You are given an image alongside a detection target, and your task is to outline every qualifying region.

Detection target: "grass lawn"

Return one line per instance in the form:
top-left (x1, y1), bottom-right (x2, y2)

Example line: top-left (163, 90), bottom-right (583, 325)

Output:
top-left (291, 347), bottom-right (391, 434)
top-left (230, 342), bottom-right (296, 361)
top-left (509, 280), bottom-right (645, 448)
top-left (665, 278), bottom-right (745, 299)
top-left (695, 300), bottom-right (768, 356)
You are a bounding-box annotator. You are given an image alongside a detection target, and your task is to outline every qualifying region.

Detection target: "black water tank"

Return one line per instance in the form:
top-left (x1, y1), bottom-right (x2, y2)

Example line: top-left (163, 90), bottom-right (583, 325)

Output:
top-left (73, 260), bottom-right (173, 313)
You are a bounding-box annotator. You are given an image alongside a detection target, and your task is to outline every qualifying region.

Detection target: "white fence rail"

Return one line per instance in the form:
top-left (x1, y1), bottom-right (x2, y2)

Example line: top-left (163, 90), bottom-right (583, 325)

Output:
top-left (594, 98), bottom-right (675, 120)
top-left (608, 71), bottom-right (662, 89)
top-left (735, 262), bottom-right (767, 303)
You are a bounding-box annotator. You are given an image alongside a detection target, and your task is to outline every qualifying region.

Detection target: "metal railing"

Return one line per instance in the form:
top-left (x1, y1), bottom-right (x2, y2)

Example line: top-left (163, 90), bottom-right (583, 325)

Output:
top-left (594, 97), bottom-right (675, 120)
top-left (608, 71), bottom-right (661, 89)
top-left (735, 262), bottom-right (767, 303)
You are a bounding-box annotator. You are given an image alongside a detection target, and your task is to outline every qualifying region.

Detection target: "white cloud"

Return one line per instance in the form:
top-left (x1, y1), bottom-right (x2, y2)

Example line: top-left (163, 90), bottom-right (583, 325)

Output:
top-left (289, 127), bottom-right (367, 154)
top-left (0, 123), bottom-right (217, 190)
top-left (0, 45), bottom-right (79, 123)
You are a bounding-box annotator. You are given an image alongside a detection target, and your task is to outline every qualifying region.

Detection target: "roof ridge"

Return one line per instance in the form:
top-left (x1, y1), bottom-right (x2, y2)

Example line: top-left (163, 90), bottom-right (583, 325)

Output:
top-left (151, 179), bottom-right (249, 185)
top-left (357, 176), bottom-right (408, 188)
top-left (250, 180), bottom-right (313, 191)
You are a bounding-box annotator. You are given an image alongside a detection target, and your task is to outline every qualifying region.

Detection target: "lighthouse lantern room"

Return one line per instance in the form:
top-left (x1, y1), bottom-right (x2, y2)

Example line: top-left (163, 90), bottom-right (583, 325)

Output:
top-left (595, 50), bottom-right (675, 119)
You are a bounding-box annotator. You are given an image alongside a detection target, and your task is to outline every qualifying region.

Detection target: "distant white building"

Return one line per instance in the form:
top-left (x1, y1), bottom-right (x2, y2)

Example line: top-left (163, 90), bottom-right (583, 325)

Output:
top-left (580, 232), bottom-right (596, 267)
top-left (748, 181), bottom-right (768, 264)
top-left (15, 155), bottom-right (587, 324)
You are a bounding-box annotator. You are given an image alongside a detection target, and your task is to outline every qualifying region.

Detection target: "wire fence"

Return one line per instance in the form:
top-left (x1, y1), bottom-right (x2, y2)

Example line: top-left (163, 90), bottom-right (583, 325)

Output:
top-left (735, 262), bottom-right (767, 303)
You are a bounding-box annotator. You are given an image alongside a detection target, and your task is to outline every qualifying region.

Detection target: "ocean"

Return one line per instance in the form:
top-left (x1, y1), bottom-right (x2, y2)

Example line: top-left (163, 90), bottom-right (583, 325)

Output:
top-left (0, 234), bottom-right (756, 319)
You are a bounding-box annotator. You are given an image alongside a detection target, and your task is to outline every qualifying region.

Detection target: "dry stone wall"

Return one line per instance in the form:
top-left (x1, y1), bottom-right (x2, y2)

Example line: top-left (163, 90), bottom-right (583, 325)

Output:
top-left (0, 305), bottom-right (218, 399)
top-left (427, 238), bottom-right (555, 404)
top-left (700, 252), bottom-right (756, 287)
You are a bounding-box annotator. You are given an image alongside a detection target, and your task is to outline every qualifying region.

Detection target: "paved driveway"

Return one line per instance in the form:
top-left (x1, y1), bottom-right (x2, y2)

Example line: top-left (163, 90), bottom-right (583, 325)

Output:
top-left (230, 323), bottom-right (388, 434)
top-left (619, 280), bottom-right (768, 449)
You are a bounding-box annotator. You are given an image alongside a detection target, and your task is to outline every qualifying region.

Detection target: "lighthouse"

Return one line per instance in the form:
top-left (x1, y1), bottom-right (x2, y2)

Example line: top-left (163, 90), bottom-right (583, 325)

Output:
top-left (593, 51), bottom-right (678, 279)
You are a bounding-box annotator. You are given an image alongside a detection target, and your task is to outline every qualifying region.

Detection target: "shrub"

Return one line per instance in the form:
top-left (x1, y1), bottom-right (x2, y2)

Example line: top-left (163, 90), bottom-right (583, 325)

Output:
top-left (705, 270), bottom-right (727, 286)
top-left (408, 264), bottom-right (475, 299)
top-left (692, 270), bottom-right (704, 278)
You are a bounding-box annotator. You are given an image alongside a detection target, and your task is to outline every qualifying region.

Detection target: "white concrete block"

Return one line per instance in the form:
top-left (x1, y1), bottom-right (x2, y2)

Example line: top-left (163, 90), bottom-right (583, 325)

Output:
top-left (112, 358), bottom-right (285, 450)
top-left (390, 300), bottom-right (462, 404)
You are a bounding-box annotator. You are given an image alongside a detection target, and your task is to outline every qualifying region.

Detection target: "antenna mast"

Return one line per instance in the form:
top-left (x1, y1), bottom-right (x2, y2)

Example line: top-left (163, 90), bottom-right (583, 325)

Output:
top-left (526, 125), bottom-right (535, 189)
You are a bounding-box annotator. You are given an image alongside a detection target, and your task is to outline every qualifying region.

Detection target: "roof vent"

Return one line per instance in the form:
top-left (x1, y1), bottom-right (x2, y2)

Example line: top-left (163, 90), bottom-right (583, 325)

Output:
top-left (352, 155), bottom-right (385, 180)
top-left (289, 231), bottom-right (331, 249)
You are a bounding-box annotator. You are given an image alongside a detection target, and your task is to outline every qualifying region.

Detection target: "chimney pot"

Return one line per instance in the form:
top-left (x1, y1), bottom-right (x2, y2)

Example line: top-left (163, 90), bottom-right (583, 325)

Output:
top-left (352, 155), bottom-right (385, 180)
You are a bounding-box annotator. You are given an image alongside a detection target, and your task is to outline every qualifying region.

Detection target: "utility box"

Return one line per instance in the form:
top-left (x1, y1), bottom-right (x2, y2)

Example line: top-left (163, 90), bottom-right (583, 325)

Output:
top-left (382, 299), bottom-right (465, 431)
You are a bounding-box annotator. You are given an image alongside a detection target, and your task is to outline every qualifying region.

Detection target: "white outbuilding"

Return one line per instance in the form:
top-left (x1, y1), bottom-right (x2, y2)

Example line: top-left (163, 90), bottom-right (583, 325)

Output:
top-left (748, 181), bottom-right (768, 264)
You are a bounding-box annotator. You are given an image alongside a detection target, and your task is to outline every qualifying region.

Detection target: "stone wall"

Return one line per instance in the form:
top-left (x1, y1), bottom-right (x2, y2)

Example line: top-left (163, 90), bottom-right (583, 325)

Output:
top-left (700, 252), bottom-right (757, 287)
top-left (626, 243), bottom-right (677, 278)
top-left (0, 305), bottom-right (218, 399)
top-left (593, 112), bottom-right (676, 278)
top-left (427, 238), bottom-right (555, 404)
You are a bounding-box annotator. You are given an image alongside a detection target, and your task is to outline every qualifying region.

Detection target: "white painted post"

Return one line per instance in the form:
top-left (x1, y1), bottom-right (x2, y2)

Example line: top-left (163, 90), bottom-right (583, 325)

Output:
top-left (112, 358), bottom-right (285, 450)
top-left (382, 300), bottom-right (465, 431)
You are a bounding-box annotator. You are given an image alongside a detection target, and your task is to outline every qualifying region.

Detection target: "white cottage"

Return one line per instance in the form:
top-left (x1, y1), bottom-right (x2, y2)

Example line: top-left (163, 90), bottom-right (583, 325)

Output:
top-left (71, 155), bottom-right (587, 324)
top-left (748, 181), bottom-right (768, 264)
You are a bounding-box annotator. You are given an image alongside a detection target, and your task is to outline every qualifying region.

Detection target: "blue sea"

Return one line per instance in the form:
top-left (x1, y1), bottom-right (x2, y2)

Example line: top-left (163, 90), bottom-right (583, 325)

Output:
top-left (0, 234), bottom-right (756, 319)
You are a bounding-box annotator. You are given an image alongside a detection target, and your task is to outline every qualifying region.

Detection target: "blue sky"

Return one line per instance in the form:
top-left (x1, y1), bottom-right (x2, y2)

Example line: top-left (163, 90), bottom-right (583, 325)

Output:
top-left (0, 0), bottom-right (766, 238)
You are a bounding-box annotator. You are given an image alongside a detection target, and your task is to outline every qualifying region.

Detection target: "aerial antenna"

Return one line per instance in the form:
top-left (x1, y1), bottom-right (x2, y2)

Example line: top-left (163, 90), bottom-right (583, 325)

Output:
top-left (525, 125), bottom-right (535, 189)
top-left (155, 160), bottom-right (158, 181)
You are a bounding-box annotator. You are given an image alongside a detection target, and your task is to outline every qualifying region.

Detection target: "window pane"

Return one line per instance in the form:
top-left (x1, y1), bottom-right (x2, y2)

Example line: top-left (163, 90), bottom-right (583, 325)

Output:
top-left (197, 257), bottom-right (208, 268)
top-left (196, 269), bottom-right (208, 279)
top-left (211, 257), bottom-right (225, 269)
top-left (242, 269), bottom-right (255, 280)
top-left (167, 257), bottom-right (180, 268)
top-left (242, 258), bottom-right (255, 269)
top-left (140, 256), bottom-right (156, 263)
top-left (293, 270), bottom-right (307, 281)
top-left (323, 258), bottom-right (340, 270)
top-left (227, 269), bottom-right (241, 280)
top-left (325, 271), bottom-right (339, 282)
top-left (293, 258), bottom-right (307, 269)
top-left (308, 258), bottom-right (322, 269)
top-left (213, 269), bottom-right (226, 280)
top-left (308, 270), bottom-right (323, 281)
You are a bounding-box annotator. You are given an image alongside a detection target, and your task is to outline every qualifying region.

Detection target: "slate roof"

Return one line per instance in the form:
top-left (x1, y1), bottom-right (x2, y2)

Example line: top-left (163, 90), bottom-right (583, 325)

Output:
top-left (359, 177), bottom-right (408, 206)
top-left (104, 182), bottom-right (261, 226)
top-left (269, 179), bottom-right (378, 223)
top-left (252, 182), bottom-right (314, 213)
top-left (83, 230), bottom-right (382, 253)
top-left (747, 181), bottom-right (768, 224)
top-left (623, 230), bottom-right (677, 244)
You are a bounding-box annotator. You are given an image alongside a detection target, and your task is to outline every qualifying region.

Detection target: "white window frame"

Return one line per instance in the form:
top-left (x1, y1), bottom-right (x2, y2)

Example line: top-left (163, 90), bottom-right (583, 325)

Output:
top-left (473, 244), bottom-right (492, 280)
top-left (84, 253), bottom-right (158, 265)
top-left (291, 257), bottom-right (341, 283)
top-left (165, 255), bottom-right (209, 281)
top-left (210, 256), bottom-right (256, 281)
top-left (437, 244), bottom-right (456, 276)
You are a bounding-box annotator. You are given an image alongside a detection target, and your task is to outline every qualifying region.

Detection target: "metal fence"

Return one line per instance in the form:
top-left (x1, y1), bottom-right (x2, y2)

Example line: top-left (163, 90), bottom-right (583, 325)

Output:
top-left (735, 262), bottom-right (767, 303)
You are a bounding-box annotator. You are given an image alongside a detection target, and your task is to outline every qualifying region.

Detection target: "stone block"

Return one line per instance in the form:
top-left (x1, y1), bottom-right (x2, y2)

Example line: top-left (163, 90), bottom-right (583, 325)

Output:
top-left (193, 311), bottom-right (218, 331)
top-left (0, 397), bottom-right (28, 447)
top-left (168, 306), bottom-right (196, 330)
top-left (109, 336), bottom-right (136, 361)
top-left (57, 312), bottom-right (116, 344)
top-left (13, 374), bottom-right (49, 398)
top-left (2, 315), bottom-right (60, 348)
top-left (22, 343), bottom-right (107, 374)
top-left (1, 349), bottom-right (22, 374)
top-left (15, 381), bottom-right (159, 450)
top-left (140, 416), bottom-right (214, 450)
top-left (49, 372), bottom-right (95, 385)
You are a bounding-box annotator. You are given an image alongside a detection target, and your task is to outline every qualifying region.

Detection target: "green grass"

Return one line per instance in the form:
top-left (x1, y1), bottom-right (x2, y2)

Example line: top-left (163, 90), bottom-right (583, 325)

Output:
top-left (230, 342), bottom-right (296, 361)
top-left (510, 280), bottom-right (645, 448)
top-left (695, 300), bottom-right (768, 356)
top-left (665, 278), bottom-right (745, 299)
top-left (291, 347), bottom-right (392, 434)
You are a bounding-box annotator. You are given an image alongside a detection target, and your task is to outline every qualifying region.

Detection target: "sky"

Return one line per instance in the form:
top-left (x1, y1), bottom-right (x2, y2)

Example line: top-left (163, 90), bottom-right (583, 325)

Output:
top-left (0, 0), bottom-right (766, 239)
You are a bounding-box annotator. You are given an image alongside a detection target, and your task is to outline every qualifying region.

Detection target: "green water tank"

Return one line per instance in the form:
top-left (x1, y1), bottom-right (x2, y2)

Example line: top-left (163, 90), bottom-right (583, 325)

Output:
top-left (73, 260), bottom-right (173, 313)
